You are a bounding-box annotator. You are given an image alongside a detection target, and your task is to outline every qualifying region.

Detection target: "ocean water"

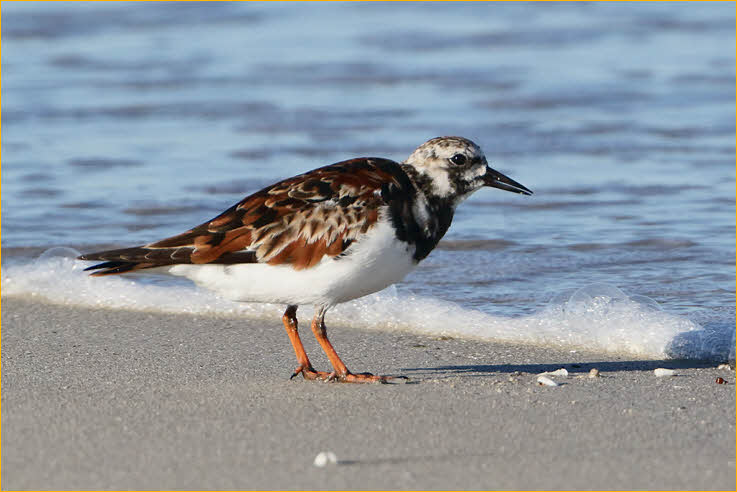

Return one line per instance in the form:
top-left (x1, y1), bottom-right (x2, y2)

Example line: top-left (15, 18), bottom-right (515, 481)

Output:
top-left (2, 2), bottom-right (734, 361)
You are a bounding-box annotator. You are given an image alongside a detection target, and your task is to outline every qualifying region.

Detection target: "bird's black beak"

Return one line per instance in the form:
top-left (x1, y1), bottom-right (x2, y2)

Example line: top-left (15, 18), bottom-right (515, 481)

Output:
top-left (483, 167), bottom-right (533, 195)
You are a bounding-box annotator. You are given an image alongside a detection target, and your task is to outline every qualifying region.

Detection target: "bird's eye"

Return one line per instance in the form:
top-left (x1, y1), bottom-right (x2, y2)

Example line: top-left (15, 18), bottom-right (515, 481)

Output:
top-left (449, 154), bottom-right (467, 166)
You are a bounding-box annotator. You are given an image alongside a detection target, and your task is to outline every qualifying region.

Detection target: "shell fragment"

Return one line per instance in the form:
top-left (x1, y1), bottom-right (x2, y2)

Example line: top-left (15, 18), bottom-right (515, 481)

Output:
top-left (653, 368), bottom-right (676, 377)
top-left (536, 375), bottom-right (559, 387)
top-left (538, 368), bottom-right (569, 378)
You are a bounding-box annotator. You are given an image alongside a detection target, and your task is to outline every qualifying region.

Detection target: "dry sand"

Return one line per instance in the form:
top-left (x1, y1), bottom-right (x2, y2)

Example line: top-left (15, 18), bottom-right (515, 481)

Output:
top-left (2, 297), bottom-right (734, 490)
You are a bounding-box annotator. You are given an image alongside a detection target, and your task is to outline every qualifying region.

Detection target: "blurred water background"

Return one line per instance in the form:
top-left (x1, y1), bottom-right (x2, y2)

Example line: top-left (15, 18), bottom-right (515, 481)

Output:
top-left (2, 2), bottom-right (734, 360)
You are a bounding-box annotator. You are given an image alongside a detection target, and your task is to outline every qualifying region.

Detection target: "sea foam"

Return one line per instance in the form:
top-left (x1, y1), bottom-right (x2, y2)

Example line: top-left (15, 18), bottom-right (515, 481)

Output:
top-left (2, 248), bottom-right (732, 361)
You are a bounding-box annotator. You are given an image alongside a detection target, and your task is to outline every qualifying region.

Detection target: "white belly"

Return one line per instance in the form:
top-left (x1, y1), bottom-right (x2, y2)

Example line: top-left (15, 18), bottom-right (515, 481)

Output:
top-left (167, 220), bottom-right (417, 307)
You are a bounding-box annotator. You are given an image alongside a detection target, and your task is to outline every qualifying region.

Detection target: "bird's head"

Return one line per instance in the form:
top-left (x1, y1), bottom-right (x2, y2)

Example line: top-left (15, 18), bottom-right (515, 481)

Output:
top-left (403, 136), bottom-right (532, 204)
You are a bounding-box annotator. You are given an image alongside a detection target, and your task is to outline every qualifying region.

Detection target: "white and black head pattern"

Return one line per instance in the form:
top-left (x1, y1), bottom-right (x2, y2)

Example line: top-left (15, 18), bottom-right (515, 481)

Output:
top-left (384, 136), bottom-right (531, 261)
top-left (403, 136), bottom-right (490, 204)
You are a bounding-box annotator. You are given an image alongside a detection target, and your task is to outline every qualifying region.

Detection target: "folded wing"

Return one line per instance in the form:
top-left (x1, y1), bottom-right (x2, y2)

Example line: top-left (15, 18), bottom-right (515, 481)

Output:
top-left (79, 158), bottom-right (407, 276)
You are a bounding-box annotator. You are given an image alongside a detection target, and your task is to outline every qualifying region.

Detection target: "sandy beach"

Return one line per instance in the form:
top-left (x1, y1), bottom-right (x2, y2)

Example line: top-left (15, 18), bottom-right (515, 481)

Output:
top-left (1, 297), bottom-right (734, 490)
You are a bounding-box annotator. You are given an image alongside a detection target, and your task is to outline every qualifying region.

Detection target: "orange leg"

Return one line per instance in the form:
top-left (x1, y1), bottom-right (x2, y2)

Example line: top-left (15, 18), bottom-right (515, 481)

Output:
top-left (281, 305), bottom-right (331, 381)
top-left (310, 306), bottom-right (393, 384)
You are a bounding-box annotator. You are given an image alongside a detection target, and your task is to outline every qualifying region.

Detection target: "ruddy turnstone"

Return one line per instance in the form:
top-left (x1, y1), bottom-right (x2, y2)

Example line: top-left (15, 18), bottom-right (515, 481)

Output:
top-left (79, 136), bottom-right (532, 383)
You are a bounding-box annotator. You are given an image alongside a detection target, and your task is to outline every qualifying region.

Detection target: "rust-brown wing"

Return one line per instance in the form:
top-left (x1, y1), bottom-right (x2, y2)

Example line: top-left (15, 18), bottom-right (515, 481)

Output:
top-left (79, 158), bottom-right (409, 275)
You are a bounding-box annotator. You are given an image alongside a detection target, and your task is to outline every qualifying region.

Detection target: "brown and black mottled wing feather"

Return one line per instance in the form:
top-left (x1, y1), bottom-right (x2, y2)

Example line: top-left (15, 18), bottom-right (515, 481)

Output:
top-left (79, 158), bottom-right (411, 276)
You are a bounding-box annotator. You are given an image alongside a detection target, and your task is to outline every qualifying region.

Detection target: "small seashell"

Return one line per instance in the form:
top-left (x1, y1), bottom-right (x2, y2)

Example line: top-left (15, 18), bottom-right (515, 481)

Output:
top-left (654, 368), bottom-right (676, 377)
top-left (588, 368), bottom-right (600, 378)
top-left (313, 451), bottom-right (338, 467)
top-left (715, 377), bottom-right (727, 384)
top-left (536, 375), bottom-right (559, 387)
top-left (717, 364), bottom-right (732, 371)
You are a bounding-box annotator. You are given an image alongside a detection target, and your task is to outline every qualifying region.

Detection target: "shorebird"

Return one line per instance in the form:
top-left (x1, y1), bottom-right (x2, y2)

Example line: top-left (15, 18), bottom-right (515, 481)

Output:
top-left (79, 136), bottom-right (532, 383)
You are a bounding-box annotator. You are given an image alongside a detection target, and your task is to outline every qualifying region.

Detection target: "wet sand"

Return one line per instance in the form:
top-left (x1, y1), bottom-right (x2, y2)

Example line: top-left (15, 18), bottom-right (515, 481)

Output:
top-left (2, 297), bottom-right (734, 490)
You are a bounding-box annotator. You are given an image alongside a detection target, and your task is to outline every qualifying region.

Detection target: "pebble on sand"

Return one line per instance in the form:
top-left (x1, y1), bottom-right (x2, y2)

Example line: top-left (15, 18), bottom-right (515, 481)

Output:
top-left (313, 451), bottom-right (338, 467)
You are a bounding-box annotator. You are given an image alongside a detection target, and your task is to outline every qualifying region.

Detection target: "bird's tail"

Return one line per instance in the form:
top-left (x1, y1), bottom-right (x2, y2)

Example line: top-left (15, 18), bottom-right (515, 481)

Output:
top-left (78, 245), bottom-right (259, 276)
top-left (77, 245), bottom-right (192, 276)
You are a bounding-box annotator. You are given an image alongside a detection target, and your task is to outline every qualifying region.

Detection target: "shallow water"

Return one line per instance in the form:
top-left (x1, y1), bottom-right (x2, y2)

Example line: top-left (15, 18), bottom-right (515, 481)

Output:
top-left (2, 2), bottom-right (735, 360)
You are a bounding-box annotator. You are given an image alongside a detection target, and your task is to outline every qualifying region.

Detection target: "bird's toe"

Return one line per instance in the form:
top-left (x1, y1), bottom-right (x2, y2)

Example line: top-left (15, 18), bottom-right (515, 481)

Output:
top-left (290, 365), bottom-right (333, 381)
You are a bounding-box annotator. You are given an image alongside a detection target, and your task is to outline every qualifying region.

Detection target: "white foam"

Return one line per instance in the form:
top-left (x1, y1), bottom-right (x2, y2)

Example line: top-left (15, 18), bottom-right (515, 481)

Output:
top-left (333, 283), bottom-right (713, 359)
top-left (2, 248), bottom-right (274, 319)
top-left (2, 249), bottom-right (731, 361)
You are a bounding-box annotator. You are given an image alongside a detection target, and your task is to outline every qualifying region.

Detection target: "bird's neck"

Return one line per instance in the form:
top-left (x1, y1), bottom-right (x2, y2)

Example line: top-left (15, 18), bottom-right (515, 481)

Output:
top-left (388, 164), bottom-right (456, 262)
top-left (400, 163), bottom-right (458, 210)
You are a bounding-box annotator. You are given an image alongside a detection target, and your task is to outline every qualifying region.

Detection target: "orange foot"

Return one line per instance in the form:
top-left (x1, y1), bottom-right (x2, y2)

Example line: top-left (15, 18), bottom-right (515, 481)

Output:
top-left (291, 367), bottom-right (407, 384)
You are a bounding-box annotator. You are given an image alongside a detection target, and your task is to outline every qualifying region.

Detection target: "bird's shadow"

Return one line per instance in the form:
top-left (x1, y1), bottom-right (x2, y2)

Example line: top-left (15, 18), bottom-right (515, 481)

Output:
top-left (401, 329), bottom-right (728, 378)
top-left (401, 358), bottom-right (717, 378)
